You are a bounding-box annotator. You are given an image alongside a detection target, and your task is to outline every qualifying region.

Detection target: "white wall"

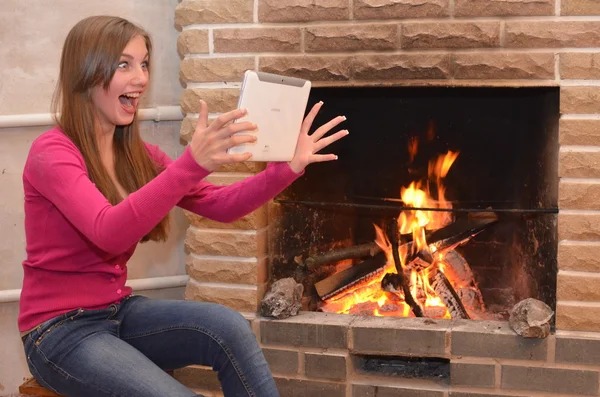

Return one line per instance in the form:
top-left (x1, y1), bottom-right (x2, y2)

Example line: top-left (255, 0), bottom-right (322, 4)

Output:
top-left (0, 0), bottom-right (184, 394)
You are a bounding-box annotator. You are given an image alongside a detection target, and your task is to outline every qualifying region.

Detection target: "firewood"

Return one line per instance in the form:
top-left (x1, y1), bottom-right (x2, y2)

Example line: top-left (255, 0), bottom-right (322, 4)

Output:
top-left (429, 269), bottom-right (470, 319)
top-left (314, 216), bottom-right (497, 302)
top-left (389, 220), bottom-right (423, 318)
top-left (441, 249), bottom-right (474, 288)
top-left (304, 242), bottom-right (381, 270)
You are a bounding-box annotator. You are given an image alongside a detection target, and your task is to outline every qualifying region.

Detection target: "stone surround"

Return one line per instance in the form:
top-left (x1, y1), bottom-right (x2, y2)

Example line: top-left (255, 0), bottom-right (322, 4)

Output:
top-left (173, 1), bottom-right (600, 394)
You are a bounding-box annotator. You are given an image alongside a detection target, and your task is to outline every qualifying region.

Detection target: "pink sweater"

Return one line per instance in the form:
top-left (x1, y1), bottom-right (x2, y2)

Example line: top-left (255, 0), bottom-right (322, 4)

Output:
top-left (18, 127), bottom-right (301, 332)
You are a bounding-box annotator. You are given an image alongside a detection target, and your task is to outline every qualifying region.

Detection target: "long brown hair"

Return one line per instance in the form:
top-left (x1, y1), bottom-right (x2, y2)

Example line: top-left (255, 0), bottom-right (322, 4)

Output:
top-left (52, 15), bottom-right (169, 243)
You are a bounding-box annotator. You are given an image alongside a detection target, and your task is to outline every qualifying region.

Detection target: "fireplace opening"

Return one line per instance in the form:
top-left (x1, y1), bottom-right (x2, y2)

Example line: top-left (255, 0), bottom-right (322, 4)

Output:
top-left (269, 86), bottom-right (559, 322)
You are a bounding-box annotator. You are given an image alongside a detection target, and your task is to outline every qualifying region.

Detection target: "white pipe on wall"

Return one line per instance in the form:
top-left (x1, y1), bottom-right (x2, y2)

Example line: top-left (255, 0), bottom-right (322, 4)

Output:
top-left (0, 106), bottom-right (184, 128)
top-left (0, 275), bottom-right (190, 303)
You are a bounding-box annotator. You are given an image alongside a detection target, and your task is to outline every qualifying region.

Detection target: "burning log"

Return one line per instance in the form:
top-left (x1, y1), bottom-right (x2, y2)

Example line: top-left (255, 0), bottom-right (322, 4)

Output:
top-left (428, 268), bottom-right (470, 320)
top-left (304, 242), bottom-right (380, 271)
top-left (314, 252), bottom-right (388, 300)
top-left (406, 249), bottom-right (435, 272)
top-left (389, 220), bottom-right (424, 318)
top-left (442, 249), bottom-right (485, 312)
top-left (315, 216), bottom-right (497, 307)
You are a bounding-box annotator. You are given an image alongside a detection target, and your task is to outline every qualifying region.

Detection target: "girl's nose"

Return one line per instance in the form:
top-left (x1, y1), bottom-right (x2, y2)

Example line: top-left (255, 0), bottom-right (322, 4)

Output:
top-left (132, 66), bottom-right (149, 87)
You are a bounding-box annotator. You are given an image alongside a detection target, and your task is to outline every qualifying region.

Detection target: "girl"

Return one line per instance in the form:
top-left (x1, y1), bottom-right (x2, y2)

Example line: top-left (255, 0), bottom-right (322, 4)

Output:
top-left (19, 15), bottom-right (347, 397)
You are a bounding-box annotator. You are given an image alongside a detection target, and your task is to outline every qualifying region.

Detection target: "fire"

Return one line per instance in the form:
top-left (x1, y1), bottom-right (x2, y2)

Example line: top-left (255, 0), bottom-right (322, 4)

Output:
top-left (321, 142), bottom-right (461, 318)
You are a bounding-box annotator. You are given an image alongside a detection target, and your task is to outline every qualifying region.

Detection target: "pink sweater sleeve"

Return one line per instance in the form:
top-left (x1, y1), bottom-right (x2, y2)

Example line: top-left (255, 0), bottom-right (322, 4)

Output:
top-left (24, 133), bottom-right (210, 254)
top-left (147, 144), bottom-right (303, 222)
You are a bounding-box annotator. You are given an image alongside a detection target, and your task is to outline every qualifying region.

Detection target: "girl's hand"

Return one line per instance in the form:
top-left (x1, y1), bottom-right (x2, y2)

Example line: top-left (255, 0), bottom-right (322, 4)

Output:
top-left (288, 101), bottom-right (349, 174)
top-left (190, 100), bottom-right (258, 171)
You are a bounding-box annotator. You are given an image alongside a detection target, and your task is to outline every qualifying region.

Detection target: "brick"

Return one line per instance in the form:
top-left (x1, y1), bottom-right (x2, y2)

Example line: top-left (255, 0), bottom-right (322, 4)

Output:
top-left (506, 21), bottom-right (600, 48)
top-left (353, 53), bottom-right (451, 80)
top-left (185, 228), bottom-right (266, 257)
top-left (455, 0), bottom-right (554, 16)
top-left (558, 271), bottom-right (600, 301)
top-left (560, 119), bottom-right (600, 146)
top-left (275, 378), bottom-right (345, 397)
top-left (353, 384), bottom-right (445, 397)
top-left (559, 212), bottom-right (600, 240)
top-left (556, 301), bottom-right (600, 331)
top-left (258, 0), bottom-right (349, 22)
top-left (351, 317), bottom-right (448, 356)
top-left (402, 21), bottom-right (500, 49)
top-left (174, 365), bottom-right (221, 392)
top-left (305, 353), bottom-right (346, 381)
top-left (559, 241), bottom-right (600, 272)
top-left (185, 279), bottom-right (257, 311)
top-left (259, 312), bottom-right (350, 349)
top-left (562, 0), bottom-right (600, 15)
top-left (560, 180), bottom-right (600, 210)
top-left (214, 28), bottom-right (301, 53)
top-left (454, 53), bottom-right (554, 80)
top-left (185, 206), bottom-right (267, 230)
top-left (263, 348), bottom-right (299, 375)
top-left (501, 364), bottom-right (599, 395)
top-left (180, 57), bottom-right (254, 83)
top-left (186, 256), bottom-right (259, 284)
top-left (305, 24), bottom-right (398, 53)
top-left (561, 53), bottom-right (600, 79)
top-left (451, 321), bottom-right (547, 360)
top-left (450, 361), bottom-right (495, 387)
top-left (175, 0), bottom-right (253, 25)
top-left (180, 115), bottom-right (196, 141)
top-left (560, 148), bottom-right (600, 178)
top-left (177, 30), bottom-right (209, 56)
top-left (354, 0), bottom-right (449, 20)
top-left (180, 88), bottom-right (239, 114)
top-left (561, 87), bottom-right (600, 114)
top-left (556, 334), bottom-right (600, 365)
top-left (260, 56), bottom-right (352, 82)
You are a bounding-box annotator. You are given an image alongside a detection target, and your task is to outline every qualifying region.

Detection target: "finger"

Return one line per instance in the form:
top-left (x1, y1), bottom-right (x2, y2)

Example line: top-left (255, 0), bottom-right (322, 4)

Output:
top-left (222, 152), bottom-right (253, 163)
top-left (300, 101), bottom-right (323, 134)
top-left (218, 121), bottom-right (257, 139)
top-left (195, 100), bottom-right (209, 132)
top-left (308, 153), bottom-right (338, 164)
top-left (313, 129), bottom-right (349, 153)
top-left (224, 134), bottom-right (257, 151)
top-left (311, 115), bottom-right (346, 142)
top-left (209, 108), bottom-right (249, 133)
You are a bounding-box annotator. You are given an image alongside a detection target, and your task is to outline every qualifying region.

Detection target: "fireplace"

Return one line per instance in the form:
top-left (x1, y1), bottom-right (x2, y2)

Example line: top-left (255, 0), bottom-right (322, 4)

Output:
top-left (175, 0), bottom-right (600, 395)
top-left (270, 86), bottom-right (559, 322)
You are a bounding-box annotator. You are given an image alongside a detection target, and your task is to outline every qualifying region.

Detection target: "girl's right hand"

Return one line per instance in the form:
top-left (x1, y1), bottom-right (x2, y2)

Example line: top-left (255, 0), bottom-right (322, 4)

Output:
top-left (189, 100), bottom-right (258, 171)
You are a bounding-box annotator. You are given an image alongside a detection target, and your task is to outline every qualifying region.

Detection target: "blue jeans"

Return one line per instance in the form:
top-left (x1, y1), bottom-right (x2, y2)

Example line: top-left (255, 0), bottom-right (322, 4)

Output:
top-left (22, 295), bottom-right (279, 397)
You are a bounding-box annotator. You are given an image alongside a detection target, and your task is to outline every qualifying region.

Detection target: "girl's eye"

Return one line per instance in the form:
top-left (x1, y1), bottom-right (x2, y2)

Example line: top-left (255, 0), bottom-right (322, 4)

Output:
top-left (118, 61), bottom-right (128, 69)
top-left (141, 61), bottom-right (149, 69)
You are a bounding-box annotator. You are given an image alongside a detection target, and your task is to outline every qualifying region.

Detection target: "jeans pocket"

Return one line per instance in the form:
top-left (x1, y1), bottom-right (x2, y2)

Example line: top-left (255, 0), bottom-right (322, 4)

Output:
top-left (33, 308), bottom-right (85, 346)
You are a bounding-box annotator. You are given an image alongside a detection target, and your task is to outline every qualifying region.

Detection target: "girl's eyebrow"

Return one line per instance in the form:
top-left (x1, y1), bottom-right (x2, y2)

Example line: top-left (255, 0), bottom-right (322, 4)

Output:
top-left (120, 52), bottom-right (149, 60)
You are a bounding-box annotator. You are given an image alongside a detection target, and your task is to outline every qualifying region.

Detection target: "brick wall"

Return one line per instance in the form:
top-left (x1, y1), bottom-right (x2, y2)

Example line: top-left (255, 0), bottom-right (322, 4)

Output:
top-left (174, 0), bottom-right (600, 334)
top-left (174, 313), bottom-right (600, 397)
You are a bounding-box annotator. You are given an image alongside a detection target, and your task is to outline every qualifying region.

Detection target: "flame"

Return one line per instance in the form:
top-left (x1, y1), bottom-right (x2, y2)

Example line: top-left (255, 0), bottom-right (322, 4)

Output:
top-left (321, 138), bottom-right (461, 319)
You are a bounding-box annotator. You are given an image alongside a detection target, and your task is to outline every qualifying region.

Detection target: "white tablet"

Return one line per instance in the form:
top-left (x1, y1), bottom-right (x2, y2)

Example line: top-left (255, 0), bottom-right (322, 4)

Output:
top-left (227, 70), bottom-right (312, 162)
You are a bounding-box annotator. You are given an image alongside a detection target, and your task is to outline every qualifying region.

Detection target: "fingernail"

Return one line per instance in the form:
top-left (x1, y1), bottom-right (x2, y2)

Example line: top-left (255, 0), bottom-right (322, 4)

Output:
top-left (341, 115), bottom-right (347, 120)
top-left (334, 155), bottom-right (339, 160)
top-left (345, 130), bottom-right (350, 135)
top-left (318, 101), bottom-right (324, 105)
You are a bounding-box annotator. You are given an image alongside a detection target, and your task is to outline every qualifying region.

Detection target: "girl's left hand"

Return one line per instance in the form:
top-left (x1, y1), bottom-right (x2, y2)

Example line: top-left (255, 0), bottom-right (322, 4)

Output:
top-left (288, 101), bottom-right (349, 173)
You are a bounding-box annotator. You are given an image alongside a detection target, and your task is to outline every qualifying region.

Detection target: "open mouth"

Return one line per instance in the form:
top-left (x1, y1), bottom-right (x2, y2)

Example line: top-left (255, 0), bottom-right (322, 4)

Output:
top-left (118, 92), bottom-right (140, 113)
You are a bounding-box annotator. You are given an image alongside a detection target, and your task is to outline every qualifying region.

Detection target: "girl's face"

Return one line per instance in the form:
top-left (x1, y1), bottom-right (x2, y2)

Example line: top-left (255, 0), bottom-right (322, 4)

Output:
top-left (90, 35), bottom-right (149, 134)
